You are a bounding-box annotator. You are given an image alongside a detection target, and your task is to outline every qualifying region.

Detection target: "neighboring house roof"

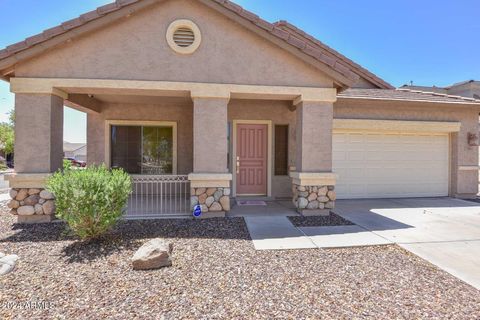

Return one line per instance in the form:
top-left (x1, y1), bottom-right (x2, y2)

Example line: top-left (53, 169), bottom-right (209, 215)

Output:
top-left (0, 0), bottom-right (391, 89)
top-left (338, 88), bottom-right (480, 105)
top-left (63, 141), bottom-right (86, 153)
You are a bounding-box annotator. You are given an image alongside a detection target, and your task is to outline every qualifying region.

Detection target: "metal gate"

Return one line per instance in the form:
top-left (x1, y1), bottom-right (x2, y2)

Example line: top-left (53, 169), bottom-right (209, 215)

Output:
top-left (125, 175), bottom-right (191, 219)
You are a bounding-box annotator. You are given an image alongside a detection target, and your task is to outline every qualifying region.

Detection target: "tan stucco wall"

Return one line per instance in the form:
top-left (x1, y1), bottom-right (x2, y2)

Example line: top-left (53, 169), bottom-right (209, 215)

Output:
top-left (15, 0), bottom-right (333, 88)
top-left (334, 98), bottom-right (480, 197)
top-left (15, 94), bottom-right (64, 173)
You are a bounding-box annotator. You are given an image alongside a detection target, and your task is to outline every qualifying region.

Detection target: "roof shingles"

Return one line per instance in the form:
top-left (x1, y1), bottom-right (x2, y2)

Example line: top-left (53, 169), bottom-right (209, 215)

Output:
top-left (339, 88), bottom-right (480, 104)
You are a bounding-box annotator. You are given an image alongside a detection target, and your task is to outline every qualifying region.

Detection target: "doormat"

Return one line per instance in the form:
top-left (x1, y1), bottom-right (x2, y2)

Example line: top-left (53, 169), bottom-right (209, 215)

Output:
top-left (236, 200), bottom-right (268, 206)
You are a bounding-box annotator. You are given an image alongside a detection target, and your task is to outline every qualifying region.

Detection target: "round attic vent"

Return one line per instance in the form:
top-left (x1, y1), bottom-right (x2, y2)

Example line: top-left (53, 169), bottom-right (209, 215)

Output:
top-left (167, 20), bottom-right (202, 55)
top-left (173, 27), bottom-right (195, 47)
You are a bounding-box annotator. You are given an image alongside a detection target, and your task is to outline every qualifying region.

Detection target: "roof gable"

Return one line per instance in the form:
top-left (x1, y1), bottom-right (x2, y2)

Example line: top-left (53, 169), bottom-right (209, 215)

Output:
top-left (0, 0), bottom-right (390, 89)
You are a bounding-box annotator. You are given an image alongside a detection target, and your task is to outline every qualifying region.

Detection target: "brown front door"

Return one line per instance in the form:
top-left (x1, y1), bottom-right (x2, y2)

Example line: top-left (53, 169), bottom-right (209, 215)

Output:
top-left (236, 123), bottom-right (268, 195)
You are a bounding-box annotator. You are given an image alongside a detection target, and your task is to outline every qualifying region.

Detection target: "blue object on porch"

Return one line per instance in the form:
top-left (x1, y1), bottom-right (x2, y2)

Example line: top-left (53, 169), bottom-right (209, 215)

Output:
top-left (193, 205), bottom-right (202, 218)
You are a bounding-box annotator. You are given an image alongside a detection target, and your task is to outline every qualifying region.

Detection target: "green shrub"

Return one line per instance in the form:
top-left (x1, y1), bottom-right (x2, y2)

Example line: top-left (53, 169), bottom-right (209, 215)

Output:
top-left (46, 165), bottom-right (132, 240)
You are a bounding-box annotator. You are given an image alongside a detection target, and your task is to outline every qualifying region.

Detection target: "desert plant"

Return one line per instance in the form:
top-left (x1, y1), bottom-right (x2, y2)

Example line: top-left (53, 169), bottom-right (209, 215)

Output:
top-left (46, 165), bottom-right (132, 240)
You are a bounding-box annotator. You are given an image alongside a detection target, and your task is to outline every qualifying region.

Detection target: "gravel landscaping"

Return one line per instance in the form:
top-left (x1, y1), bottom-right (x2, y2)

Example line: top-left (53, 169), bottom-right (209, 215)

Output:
top-left (289, 213), bottom-right (354, 227)
top-left (1, 201), bottom-right (480, 319)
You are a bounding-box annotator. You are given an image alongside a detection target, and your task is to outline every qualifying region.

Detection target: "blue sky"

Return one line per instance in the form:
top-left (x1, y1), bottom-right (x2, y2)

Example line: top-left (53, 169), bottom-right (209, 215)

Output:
top-left (0, 0), bottom-right (478, 142)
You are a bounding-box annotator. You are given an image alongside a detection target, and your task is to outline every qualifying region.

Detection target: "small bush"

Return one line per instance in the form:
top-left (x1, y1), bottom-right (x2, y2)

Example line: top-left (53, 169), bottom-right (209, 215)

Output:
top-left (46, 165), bottom-right (132, 240)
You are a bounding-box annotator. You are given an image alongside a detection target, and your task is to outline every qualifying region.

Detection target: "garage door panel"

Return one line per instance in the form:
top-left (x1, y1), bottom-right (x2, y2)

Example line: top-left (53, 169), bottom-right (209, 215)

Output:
top-left (333, 132), bottom-right (449, 199)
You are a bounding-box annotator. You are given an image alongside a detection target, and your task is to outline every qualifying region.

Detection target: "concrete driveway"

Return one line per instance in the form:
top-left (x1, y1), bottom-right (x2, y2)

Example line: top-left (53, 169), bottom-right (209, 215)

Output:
top-left (333, 197), bottom-right (480, 290)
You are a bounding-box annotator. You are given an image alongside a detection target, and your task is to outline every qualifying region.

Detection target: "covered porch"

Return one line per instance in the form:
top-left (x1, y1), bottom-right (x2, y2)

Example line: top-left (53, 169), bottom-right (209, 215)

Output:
top-left (7, 77), bottom-right (338, 222)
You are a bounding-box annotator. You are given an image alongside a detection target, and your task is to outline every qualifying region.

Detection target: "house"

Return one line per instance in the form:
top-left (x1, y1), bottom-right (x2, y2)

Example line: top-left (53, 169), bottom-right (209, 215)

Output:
top-left (2, 0), bottom-right (480, 223)
top-left (401, 80), bottom-right (480, 100)
top-left (63, 141), bottom-right (87, 162)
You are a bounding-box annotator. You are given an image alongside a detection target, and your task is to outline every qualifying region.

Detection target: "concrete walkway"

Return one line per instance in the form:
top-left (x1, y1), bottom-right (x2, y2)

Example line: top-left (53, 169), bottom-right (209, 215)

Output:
top-left (333, 198), bottom-right (480, 290)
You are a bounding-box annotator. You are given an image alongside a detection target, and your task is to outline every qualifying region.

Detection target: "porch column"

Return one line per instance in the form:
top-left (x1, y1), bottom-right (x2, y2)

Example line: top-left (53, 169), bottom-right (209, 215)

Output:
top-left (291, 94), bottom-right (338, 215)
top-left (6, 92), bottom-right (65, 223)
top-left (188, 89), bottom-right (232, 217)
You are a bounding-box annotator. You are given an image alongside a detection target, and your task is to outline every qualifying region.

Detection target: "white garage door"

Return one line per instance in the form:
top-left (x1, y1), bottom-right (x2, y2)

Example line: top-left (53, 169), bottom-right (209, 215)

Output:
top-left (333, 132), bottom-right (449, 199)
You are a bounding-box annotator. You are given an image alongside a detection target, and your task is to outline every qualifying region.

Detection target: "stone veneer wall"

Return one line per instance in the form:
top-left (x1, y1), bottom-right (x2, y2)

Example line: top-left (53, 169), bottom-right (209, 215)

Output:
top-left (191, 187), bottom-right (231, 212)
top-left (293, 185), bottom-right (336, 210)
top-left (8, 188), bottom-right (55, 217)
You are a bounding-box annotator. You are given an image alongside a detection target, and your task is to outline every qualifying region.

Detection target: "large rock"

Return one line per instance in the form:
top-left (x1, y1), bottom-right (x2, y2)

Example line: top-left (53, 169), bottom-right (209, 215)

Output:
top-left (39, 190), bottom-right (55, 200)
top-left (198, 193), bottom-right (208, 204)
top-left (42, 200), bottom-right (55, 215)
top-left (132, 239), bottom-right (173, 270)
top-left (0, 254), bottom-right (19, 276)
top-left (17, 206), bottom-right (35, 216)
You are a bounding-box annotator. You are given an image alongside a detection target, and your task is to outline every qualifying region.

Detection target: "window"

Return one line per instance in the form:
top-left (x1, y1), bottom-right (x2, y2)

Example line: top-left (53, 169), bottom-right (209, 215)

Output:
top-left (274, 125), bottom-right (289, 176)
top-left (110, 125), bottom-right (174, 175)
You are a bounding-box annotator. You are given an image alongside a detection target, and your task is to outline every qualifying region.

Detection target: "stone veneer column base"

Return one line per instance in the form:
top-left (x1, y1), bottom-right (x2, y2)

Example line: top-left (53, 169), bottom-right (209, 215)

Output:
top-left (290, 172), bottom-right (337, 216)
top-left (188, 173), bottom-right (232, 219)
top-left (5, 174), bottom-right (55, 224)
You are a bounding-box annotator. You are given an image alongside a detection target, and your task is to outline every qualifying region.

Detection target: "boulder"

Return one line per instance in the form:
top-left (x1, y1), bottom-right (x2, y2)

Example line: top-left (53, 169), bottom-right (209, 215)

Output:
top-left (219, 196), bottom-right (230, 211)
top-left (39, 190), bottom-right (55, 200)
top-left (224, 188), bottom-right (231, 196)
top-left (42, 200), bottom-right (55, 215)
top-left (0, 254), bottom-right (19, 276)
top-left (16, 189), bottom-right (28, 201)
top-left (132, 239), bottom-right (172, 270)
top-left (17, 206), bottom-right (35, 216)
top-left (297, 186), bottom-right (306, 192)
